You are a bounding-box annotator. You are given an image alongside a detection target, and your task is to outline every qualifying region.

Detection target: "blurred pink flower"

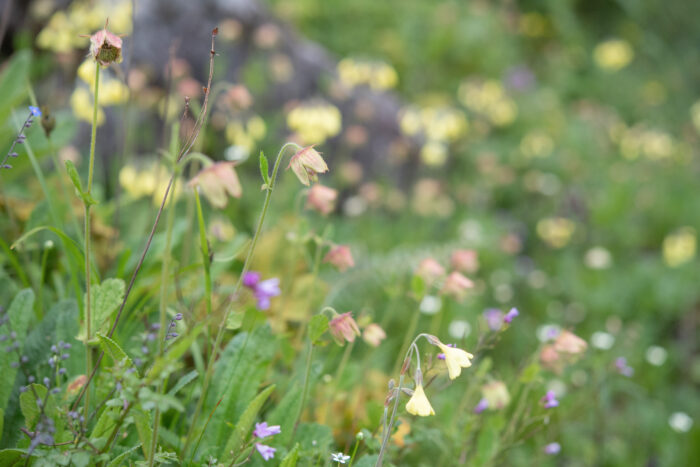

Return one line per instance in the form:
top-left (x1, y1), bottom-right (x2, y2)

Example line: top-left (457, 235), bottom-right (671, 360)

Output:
top-left (362, 323), bottom-right (386, 347)
top-left (415, 258), bottom-right (445, 286)
top-left (329, 312), bottom-right (361, 345)
top-left (188, 162), bottom-right (242, 208)
top-left (324, 245), bottom-right (355, 272)
top-left (450, 249), bottom-right (479, 273)
top-left (440, 271), bottom-right (474, 301)
top-left (306, 184), bottom-right (338, 215)
top-left (287, 145), bottom-right (329, 186)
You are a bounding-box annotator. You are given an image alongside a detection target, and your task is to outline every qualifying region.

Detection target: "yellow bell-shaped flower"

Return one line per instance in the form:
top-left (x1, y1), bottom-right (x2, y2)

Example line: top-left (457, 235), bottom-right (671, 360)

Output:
top-left (405, 384), bottom-right (435, 417)
top-left (438, 343), bottom-right (474, 380)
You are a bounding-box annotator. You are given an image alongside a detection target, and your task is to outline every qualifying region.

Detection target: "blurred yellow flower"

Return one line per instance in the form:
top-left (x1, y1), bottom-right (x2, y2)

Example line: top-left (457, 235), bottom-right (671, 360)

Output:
top-left (458, 80), bottom-right (517, 127)
top-left (405, 384), bottom-right (435, 417)
top-left (338, 58), bottom-right (398, 90)
top-left (287, 101), bottom-right (342, 145)
top-left (520, 131), bottom-right (554, 158)
top-left (663, 228), bottom-right (696, 267)
top-left (537, 217), bottom-right (575, 248)
top-left (70, 88), bottom-right (105, 125)
top-left (482, 381), bottom-right (510, 409)
top-left (593, 39), bottom-right (634, 71)
top-left (119, 162), bottom-right (182, 206)
top-left (420, 141), bottom-right (448, 166)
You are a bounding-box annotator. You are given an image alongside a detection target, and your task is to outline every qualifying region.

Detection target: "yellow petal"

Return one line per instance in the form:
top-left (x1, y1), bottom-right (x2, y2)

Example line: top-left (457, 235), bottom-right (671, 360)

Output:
top-left (405, 384), bottom-right (435, 417)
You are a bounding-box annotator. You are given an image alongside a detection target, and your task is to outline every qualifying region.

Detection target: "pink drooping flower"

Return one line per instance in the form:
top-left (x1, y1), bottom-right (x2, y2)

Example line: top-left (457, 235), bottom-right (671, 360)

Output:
top-left (450, 249), bottom-right (479, 273)
top-left (415, 258), bottom-right (445, 286)
top-left (188, 162), bottom-right (242, 208)
top-left (306, 184), bottom-right (338, 215)
top-left (287, 145), bottom-right (329, 186)
top-left (89, 23), bottom-right (123, 66)
top-left (440, 271), bottom-right (474, 301)
top-left (329, 312), bottom-right (361, 345)
top-left (323, 245), bottom-right (355, 272)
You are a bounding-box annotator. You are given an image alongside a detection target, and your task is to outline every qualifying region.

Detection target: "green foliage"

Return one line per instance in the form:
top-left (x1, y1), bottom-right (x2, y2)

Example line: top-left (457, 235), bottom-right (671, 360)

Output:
top-left (0, 290), bottom-right (34, 411)
top-left (79, 279), bottom-right (125, 343)
top-left (222, 384), bottom-right (275, 458)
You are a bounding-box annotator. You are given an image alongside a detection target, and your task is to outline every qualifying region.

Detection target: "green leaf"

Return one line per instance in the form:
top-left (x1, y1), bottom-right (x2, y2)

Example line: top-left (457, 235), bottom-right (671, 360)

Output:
top-left (280, 443), bottom-right (300, 467)
top-left (308, 314), bottom-right (329, 345)
top-left (0, 289), bottom-right (34, 411)
top-left (106, 443), bottom-right (142, 467)
top-left (519, 362), bottom-right (541, 384)
top-left (267, 384), bottom-right (302, 446)
top-left (132, 407), bottom-right (152, 460)
top-left (19, 384), bottom-right (51, 429)
top-left (167, 370), bottom-right (198, 396)
top-left (221, 384), bottom-right (275, 458)
top-left (259, 151), bottom-right (270, 186)
top-left (0, 448), bottom-right (29, 466)
top-left (0, 51), bottom-right (31, 124)
top-left (411, 274), bottom-right (426, 299)
top-left (225, 311), bottom-right (244, 330)
top-left (64, 160), bottom-right (84, 195)
top-left (79, 279), bottom-right (125, 343)
top-left (97, 333), bottom-right (135, 370)
top-left (90, 406), bottom-right (120, 450)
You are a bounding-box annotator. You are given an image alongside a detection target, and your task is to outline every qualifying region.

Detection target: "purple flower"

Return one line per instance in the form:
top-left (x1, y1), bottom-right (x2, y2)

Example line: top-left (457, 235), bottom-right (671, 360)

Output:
top-left (243, 271), bottom-right (261, 288)
top-left (544, 442), bottom-right (561, 455)
top-left (255, 443), bottom-right (276, 461)
top-left (503, 308), bottom-right (519, 324)
top-left (505, 65), bottom-right (535, 92)
top-left (474, 398), bottom-right (489, 414)
top-left (253, 422), bottom-right (281, 439)
top-left (28, 106), bottom-right (42, 117)
top-left (483, 308), bottom-right (504, 331)
top-left (437, 343), bottom-right (456, 360)
top-left (615, 357), bottom-right (634, 377)
top-left (243, 272), bottom-right (281, 310)
top-left (541, 390), bottom-right (559, 409)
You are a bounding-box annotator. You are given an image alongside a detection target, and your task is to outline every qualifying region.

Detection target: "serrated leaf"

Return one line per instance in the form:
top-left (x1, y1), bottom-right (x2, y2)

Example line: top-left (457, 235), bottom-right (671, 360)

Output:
top-left (308, 314), bottom-right (328, 345)
top-left (259, 151), bottom-right (270, 186)
top-left (280, 443), bottom-right (300, 467)
top-left (97, 333), bottom-right (135, 371)
top-left (79, 279), bottom-right (125, 343)
top-left (0, 289), bottom-right (34, 411)
top-left (221, 385), bottom-right (275, 458)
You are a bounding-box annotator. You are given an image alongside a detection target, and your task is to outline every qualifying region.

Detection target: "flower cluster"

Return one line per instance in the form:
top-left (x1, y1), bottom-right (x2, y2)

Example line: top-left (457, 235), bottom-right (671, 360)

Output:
top-left (252, 421), bottom-right (281, 461)
top-left (165, 313), bottom-right (184, 341)
top-left (414, 254), bottom-right (476, 302)
top-left (242, 272), bottom-right (281, 310)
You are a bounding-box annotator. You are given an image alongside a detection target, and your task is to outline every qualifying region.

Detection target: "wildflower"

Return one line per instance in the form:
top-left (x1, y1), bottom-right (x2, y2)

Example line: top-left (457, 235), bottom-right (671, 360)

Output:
top-left (483, 309), bottom-right (504, 331)
top-left (543, 442), bottom-right (561, 455)
top-left (503, 307), bottom-right (519, 324)
top-left (329, 312), bottom-right (361, 344)
top-left (323, 245), bottom-right (355, 272)
top-left (440, 272), bottom-right (474, 301)
top-left (362, 323), bottom-right (386, 347)
top-left (541, 390), bottom-right (559, 408)
top-left (242, 271), bottom-right (281, 310)
top-left (306, 184), bottom-right (338, 215)
top-left (331, 452), bottom-right (351, 464)
top-left (89, 22), bottom-right (124, 66)
top-left (615, 357), bottom-right (634, 377)
top-left (436, 342), bottom-right (474, 380)
top-left (188, 162), bottom-right (242, 208)
top-left (482, 381), bottom-right (510, 409)
top-left (474, 398), bottom-right (489, 414)
top-left (255, 443), bottom-right (276, 461)
top-left (415, 258), bottom-right (445, 286)
top-left (663, 228), bottom-right (696, 267)
top-left (554, 330), bottom-right (588, 355)
top-left (645, 346), bottom-right (667, 366)
top-left (668, 412), bottom-right (693, 433)
top-left (405, 383), bottom-right (435, 417)
top-left (29, 106), bottom-right (42, 117)
top-left (593, 39), bottom-right (633, 71)
top-left (450, 249), bottom-right (479, 273)
top-left (287, 145), bottom-right (329, 186)
top-left (253, 422), bottom-right (281, 439)
top-left (437, 343), bottom-right (455, 360)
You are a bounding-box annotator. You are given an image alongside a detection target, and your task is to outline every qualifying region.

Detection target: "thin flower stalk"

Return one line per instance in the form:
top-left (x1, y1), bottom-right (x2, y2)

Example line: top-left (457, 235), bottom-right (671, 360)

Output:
top-left (183, 141), bottom-right (302, 459)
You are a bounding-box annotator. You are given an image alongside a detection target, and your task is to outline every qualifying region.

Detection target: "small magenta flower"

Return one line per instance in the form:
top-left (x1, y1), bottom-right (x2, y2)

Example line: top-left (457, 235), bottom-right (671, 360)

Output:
top-left (323, 245), bottom-right (355, 272)
top-left (253, 422), bottom-right (281, 439)
top-left (474, 398), bottom-right (489, 414)
top-left (242, 271), bottom-right (261, 288)
top-left (503, 307), bottom-right (519, 324)
top-left (544, 442), bottom-right (561, 455)
top-left (287, 145), bottom-right (329, 186)
top-left (615, 357), bottom-right (634, 377)
top-left (541, 390), bottom-right (559, 409)
top-left (329, 312), bottom-right (361, 345)
top-left (255, 443), bottom-right (276, 461)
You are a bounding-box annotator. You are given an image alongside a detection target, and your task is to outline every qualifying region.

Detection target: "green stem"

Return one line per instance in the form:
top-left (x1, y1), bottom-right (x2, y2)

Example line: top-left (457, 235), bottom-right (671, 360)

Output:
top-left (182, 142), bottom-right (301, 460)
top-left (83, 62), bottom-right (100, 422)
top-left (294, 339), bottom-right (314, 435)
top-left (194, 189), bottom-right (212, 318)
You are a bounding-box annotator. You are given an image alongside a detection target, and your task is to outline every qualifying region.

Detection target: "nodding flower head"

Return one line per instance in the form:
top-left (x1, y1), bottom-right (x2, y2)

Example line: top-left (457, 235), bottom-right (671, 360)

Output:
top-left (323, 245), bottom-right (355, 272)
top-left (405, 382), bottom-right (435, 417)
top-left (287, 145), bottom-right (329, 186)
top-left (329, 312), bottom-right (361, 345)
top-left (89, 21), bottom-right (123, 66)
top-left (188, 162), bottom-right (242, 208)
top-left (436, 341), bottom-right (474, 380)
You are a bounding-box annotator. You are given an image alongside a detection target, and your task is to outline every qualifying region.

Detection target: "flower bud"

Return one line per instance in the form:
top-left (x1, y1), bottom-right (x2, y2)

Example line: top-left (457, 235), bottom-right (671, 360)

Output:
top-left (89, 23), bottom-right (123, 66)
